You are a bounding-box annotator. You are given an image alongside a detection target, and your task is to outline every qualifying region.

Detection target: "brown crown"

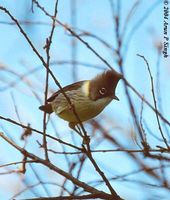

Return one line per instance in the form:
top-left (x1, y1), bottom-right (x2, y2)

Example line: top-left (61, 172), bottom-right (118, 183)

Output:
top-left (89, 70), bottom-right (122, 100)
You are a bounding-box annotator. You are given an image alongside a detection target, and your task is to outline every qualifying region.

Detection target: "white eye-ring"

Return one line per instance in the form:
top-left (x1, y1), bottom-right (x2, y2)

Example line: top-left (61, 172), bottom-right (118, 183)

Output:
top-left (99, 87), bottom-right (106, 95)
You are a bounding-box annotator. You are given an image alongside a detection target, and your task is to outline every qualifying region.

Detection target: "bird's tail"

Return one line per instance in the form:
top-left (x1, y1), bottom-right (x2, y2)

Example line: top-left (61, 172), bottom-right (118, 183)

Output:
top-left (39, 104), bottom-right (53, 114)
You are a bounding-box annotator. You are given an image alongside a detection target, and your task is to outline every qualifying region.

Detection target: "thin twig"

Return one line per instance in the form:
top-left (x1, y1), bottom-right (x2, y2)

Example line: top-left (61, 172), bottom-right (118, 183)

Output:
top-left (42, 0), bottom-right (59, 161)
top-left (47, 148), bottom-right (170, 155)
top-left (113, 0), bottom-right (145, 145)
top-left (71, 0), bottom-right (78, 81)
top-left (0, 160), bottom-right (34, 168)
top-left (137, 54), bottom-right (169, 149)
top-left (30, 164), bottom-right (51, 197)
top-left (11, 181), bottom-right (71, 200)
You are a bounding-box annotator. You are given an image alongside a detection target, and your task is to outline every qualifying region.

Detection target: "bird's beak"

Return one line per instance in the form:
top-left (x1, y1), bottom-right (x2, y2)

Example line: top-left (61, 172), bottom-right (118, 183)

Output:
top-left (113, 95), bottom-right (119, 101)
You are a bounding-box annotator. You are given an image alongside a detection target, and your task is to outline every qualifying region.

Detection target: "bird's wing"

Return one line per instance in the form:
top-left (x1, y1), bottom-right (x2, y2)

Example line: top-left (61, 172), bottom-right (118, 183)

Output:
top-left (47, 80), bottom-right (86, 102)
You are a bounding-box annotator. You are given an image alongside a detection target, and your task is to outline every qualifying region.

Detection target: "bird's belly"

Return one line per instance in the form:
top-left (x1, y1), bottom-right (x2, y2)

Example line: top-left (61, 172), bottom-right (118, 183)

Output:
top-left (52, 96), bottom-right (112, 123)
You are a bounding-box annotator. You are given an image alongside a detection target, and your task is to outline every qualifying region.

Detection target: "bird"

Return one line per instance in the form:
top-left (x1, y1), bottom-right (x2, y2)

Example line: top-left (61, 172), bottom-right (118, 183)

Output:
top-left (39, 70), bottom-right (122, 132)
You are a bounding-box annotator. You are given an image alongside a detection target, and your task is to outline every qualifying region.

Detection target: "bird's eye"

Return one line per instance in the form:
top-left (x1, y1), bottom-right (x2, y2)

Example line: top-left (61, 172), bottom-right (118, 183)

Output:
top-left (99, 87), bottom-right (106, 95)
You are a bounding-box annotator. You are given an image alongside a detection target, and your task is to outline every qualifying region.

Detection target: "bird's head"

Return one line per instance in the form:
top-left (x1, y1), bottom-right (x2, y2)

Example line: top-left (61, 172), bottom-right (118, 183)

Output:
top-left (89, 70), bottom-right (122, 101)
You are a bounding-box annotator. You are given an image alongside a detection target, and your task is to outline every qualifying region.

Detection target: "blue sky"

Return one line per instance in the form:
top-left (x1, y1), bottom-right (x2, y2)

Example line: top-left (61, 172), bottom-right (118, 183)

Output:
top-left (0, 0), bottom-right (170, 199)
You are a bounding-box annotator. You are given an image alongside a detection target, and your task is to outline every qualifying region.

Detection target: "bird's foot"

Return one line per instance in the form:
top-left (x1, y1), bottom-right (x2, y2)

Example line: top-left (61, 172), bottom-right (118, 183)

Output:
top-left (69, 122), bottom-right (90, 144)
top-left (69, 122), bottom-right (83, 137)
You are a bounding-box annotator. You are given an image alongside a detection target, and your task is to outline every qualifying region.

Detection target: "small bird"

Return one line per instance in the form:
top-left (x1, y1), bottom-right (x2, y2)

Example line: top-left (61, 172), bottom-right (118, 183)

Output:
top-left (39, 70), bottom-right (122, 131)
